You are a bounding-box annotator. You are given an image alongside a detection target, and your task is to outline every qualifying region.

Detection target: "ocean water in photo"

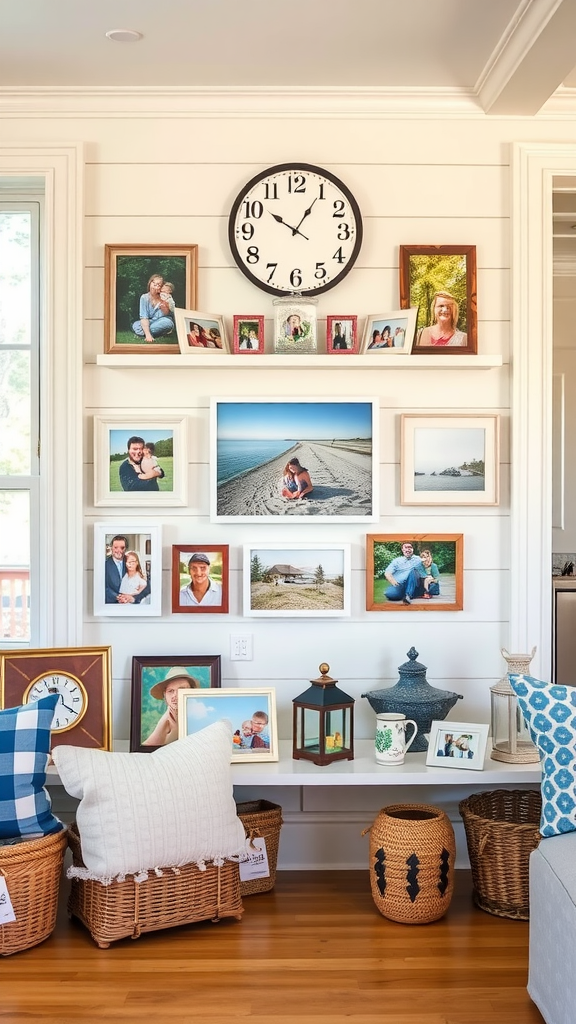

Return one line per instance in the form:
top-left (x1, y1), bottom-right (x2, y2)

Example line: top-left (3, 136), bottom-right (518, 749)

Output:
top-left (414, 473), bottom-right (485, 491)
top-left (217, 439), bottom-right (297, 484)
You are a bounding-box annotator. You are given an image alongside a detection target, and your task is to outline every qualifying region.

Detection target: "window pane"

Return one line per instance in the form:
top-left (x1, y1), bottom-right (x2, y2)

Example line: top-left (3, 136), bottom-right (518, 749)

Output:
top-left (0, 490), bottom-right (30, 641)
top-left (0, 211), bottom-right (31, 346)
top-left (0, 349), bottom-right (31, 474)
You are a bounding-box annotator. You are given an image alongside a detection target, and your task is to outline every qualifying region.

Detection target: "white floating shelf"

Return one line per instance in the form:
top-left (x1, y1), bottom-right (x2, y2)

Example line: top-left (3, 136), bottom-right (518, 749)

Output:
top-left (95, 354), bottom-right (503, 370)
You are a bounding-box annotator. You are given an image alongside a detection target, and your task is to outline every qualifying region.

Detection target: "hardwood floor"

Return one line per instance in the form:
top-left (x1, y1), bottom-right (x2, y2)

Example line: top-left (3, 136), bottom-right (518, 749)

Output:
top-left (2, 871), bottom-right (545, 1024)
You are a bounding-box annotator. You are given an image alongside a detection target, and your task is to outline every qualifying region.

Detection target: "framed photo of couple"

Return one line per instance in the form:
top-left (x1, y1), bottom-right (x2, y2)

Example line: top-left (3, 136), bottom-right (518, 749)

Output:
top-left (233, 315), bottom-right (264, 354)
top-left (425, 721), bottom-right (489, 770)
top-left (366, 534), bottom-right (464, 612)
top-left (93, 523), bottom-right (162, 617)
top-left (174, 308), bottom-right (229, 353)
top-left (93, 414), bottom-right (188, 507)
top-left (361, 309), bottom-right (417, 354)
top-left (399, 244), bottom-right (477, 355)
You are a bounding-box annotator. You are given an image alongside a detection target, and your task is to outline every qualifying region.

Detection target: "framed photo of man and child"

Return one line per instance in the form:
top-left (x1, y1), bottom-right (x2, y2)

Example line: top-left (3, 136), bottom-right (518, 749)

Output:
top-left (366, 534), bottom-right (464, 612)
top-left (178, 687), bottom-right (279, 763)
top-left (93, 414), bottom-right (188, 507)
top-left (93, 523), bottom-right (162, 617)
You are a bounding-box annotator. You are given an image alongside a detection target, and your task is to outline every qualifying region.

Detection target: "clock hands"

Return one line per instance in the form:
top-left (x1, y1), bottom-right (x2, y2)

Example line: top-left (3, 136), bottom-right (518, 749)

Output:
top-left (292, 196), bottom-right (318, 236)
top-left (268, 210), bottom-right (309, 241)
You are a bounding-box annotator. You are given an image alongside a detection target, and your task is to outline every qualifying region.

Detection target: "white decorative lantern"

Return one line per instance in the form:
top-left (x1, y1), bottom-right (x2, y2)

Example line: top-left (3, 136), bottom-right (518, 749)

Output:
top-left (490, 647), bottom-right (539, 763)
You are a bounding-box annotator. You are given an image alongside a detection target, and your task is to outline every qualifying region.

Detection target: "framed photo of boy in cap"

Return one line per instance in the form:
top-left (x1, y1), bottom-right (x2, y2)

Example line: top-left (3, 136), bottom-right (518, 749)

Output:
top-left (130, 654), bottom-right (221, 752)
top-left (171, 544), bottom-right (229, 613)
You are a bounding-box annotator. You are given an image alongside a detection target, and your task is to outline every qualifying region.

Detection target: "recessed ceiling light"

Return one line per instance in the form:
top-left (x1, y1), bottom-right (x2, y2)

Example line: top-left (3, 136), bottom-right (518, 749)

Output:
top-left (105, 29), bottom-right (143, 43)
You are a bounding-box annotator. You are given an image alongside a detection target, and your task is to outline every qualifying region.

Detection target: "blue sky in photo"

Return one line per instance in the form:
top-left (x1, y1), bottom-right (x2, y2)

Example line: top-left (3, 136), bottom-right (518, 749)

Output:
top-left (109, 429), bottom-right (174, 455)
top-left (217, 401), bottom-right (373, 440)
top-left (184, 693), bottom-right (272, 736)
top-left (251, 548), bottom-right (344, 574)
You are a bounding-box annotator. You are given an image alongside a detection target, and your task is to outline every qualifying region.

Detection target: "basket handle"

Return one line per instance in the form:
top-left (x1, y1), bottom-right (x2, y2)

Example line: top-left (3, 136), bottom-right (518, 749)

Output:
top-left (478, 830), bottom-right (490, 857)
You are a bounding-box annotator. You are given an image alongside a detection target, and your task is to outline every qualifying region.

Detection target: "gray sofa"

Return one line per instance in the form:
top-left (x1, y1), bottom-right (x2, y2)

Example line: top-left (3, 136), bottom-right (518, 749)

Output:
top-left (529, 833), bottom-right (576, 1024)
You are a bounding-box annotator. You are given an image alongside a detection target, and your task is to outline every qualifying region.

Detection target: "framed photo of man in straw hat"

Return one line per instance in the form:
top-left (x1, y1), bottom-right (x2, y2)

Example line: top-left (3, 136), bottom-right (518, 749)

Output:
top-left (130, 655), bottom-right (221, 752)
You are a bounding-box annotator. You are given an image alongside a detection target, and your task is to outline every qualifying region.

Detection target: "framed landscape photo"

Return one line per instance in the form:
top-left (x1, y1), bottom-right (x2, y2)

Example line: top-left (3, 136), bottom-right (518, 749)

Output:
top-left (171, 544), bottom-right (229, 614)
top-left (243, 543), bottom-right (351, 618)
top-left (178, 687), bottom-right (279, 763)
top-left (130, 654), bottom-right (221, 752)
top-left (401, 414), bottom-right (500, 506)
top-left (174, 308), bottom-right (229, 352)
top-left (210, 397), bottom-right (378, 524)
top-left (361, 309), bottom-right (417, 354)
top-left (104, 244), bottom-right (198, 355)
top-left (93, 414), bottom-right (187, 507)
top-left (326, 315), bottom-right (358, 354)
top-left (233, 315), bottom-right (264, 354)
top-left (366, 534), bottom-right (464, 612)
top-left (93, 523), bottom-right (162, 617)
top-left (399, 244), bottom-right (477, 355)
top-left (273, 298), bottom-right (317, 354)
top-left (425, 721), bottom-right (489, 770)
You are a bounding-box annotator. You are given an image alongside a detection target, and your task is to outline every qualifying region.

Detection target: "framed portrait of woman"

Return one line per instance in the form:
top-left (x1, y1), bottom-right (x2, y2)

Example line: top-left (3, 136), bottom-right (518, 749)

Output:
top-left (130, 654), bottom-right (221, 752)
top-left (399, 245), bottom-right (477, 355)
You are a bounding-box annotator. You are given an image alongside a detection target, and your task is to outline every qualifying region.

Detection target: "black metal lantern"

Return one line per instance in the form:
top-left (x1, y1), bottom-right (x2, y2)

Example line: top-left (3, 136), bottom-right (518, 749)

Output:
top-left (292, 663), bottom-right (354, 766)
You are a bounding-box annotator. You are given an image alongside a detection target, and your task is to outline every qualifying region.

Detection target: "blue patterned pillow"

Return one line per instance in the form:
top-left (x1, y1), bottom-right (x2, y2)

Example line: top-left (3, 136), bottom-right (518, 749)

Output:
top-left (0, 694), bottom-right (64, 839)
top-left (509, 673), bottom-right (576, 837)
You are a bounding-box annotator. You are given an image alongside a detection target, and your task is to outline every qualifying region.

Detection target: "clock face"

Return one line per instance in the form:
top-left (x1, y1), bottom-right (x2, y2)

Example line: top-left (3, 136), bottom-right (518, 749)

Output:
top-left (228, 163), bottom-right (363, 296)
top-left (25, 672), bottom-right (88, 734)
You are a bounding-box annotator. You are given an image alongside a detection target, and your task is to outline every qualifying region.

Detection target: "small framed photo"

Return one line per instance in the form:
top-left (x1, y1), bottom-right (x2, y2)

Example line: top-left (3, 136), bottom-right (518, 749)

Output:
top-left (178, 687), bottom-right (279, 763)
top-left (361, 309), bottom-right (417, 354)
top-left (233, 315), bottom-right (264, 354)
top-left (104, 244), bottom-right (198, 355)
top-left (174, 308), bottom-right (229, 353)
top-left (93, 414), bottom-right (188, 507)
top-left (401, 414), bottom-right (500, 506)
top-left (399, 244), bottom-right (477, 355)
top-left (171, 544), bottom-right (229, 614)
top-left (425, 721), bottom-right (489, 770)
top-left (130, 655), bottom-right (222, 752)
top-left (366, 534), bottom-right (463, 612)
top-left (93, 523), bottom-right (162, 617)
top-left (243, 543), bottom-right (351, 617)
top-left (273, 299), bottom-right (317, 354)
top-left (326, 316), bottom-right (358, 354)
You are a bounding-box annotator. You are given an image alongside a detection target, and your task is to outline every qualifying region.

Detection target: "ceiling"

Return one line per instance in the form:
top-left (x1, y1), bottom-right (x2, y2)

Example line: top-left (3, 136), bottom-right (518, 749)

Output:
top-left (2, 0), bottom-right (576, 115)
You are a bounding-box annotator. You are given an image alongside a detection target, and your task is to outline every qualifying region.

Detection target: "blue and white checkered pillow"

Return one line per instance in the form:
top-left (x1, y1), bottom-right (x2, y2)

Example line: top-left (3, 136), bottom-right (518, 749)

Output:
top-left (0, 694), bottom-right (64, 839)
top-left (509, 673), bottom-right (576, 838)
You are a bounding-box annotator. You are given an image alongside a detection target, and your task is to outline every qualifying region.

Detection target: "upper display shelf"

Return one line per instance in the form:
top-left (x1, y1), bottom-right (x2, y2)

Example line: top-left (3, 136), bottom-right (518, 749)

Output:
top-left (95, 354), bottom-right (503, 369)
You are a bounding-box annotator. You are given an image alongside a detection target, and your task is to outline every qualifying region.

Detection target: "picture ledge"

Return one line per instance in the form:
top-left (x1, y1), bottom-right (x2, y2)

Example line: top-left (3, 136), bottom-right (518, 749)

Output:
top-left (95, 353), bottom-right (503, 369)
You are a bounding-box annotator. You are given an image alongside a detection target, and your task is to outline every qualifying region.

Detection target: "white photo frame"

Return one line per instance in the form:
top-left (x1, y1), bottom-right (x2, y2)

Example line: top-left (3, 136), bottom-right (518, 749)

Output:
top-left (178, 687), bottom-right (279, 763)
top-left (93, 523), bottom-right (162, 617)
top-left (425, 721), bottom-right (489, 770)
top-left (243, 543), bottom-right (351, 618)
top-left (174, 307), bottom-right (229, 353)
top-left (401, 414), bottom-right (500, 506)
top-left (93, 414), bottom-right (188, 508)
top-left (361, 309), bottom-right (417, 354)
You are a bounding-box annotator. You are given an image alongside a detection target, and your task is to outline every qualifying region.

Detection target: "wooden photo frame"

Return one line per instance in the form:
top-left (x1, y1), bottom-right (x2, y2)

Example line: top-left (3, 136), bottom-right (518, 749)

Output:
top-left (93, 523), bottom-right (162, 617)
top-left (174, 308), bottom-right (228, 352)
top-left (130, 654), bottom-right (221, 752)
top-left (93, 414), bottom-right (188, 507)
top-left (361, 309), bottom-right (417, 354)
top-left (233, 315), bottom-right (264, 354)
top-left (243, 543), bottom-right (351, 617)
top-left (366, 534), bottom-right (464, 612)
top-left (425, 721), bottom-right (489, 770)
top-left (401, 414), bottom-right (500, 506)
top-left (104, 244), bottom-right (198, 355)
top-left (399, 245), bottom-right (477, 355)
top-left (178, 687), bottom-right (279, 763)
top-left (171, 544), bottom-right (229, 614)
top-left (326, 315), bottom-right (358, 354)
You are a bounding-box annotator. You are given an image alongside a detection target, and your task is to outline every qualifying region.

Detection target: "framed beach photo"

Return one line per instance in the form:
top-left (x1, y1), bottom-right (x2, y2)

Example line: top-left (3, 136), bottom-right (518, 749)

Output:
top-left (399, 244), bottom-right (477, 355)
top-left (366, 534), bottom-right (464, 612)
top-left (401, 414), bottom-right (500, 506)
top-left (104, 244), bottom-right (198, 355)
top-left (425, 721), bottom-right (489, 770)
top-left (243, 544), bottom-right (351, 618)
top-left (93, 414), bottom-right (187, 507)
top-left (171, 544), bottom-right (229, 614)
top-left (174, 308), bottom-right (228, 353)
top-left (93, 523), bottom-right (162, 617)
top-left (130, 654), bottom-right (221, 752)
top-left (361, 309), bottom-right (417, 354)
top-left (210, 397), bottom-right (378, 523)
top-left (178, 687), bottom-right (278, 763)
top-left (326, 315), bottom-right (358, 354)
top-left (233, 315), bottom-right (264, 354)
top-left (273, 298), bottom-right (317, 354)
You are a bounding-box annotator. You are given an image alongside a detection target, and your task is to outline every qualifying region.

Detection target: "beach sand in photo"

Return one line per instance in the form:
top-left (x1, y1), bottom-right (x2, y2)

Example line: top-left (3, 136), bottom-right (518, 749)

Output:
top-left (217, 440), bottom-right (372, 517)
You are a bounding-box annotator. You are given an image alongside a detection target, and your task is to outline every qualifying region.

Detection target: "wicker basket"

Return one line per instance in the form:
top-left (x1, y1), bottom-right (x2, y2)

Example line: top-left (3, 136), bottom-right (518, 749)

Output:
top-left (0, 828), bottom-right (68, 956)
top-left (67, 823), bottom-right (243, 948)
top-left (236, 799), bottom-right (283, 896)
top-left (458, 789), bottom-right (542, 919)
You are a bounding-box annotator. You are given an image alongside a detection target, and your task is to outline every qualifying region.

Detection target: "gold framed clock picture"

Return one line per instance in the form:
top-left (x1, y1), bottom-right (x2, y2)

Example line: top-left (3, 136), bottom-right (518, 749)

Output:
top-left (0, 646), bottom-right (112, 751)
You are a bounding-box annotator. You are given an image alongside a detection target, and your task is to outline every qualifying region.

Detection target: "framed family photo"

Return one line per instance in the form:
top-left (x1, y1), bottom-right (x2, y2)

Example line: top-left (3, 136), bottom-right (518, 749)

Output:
top-left (171, 544), bottom-right (229, 614)
top-left (174, 308), bottom-right (228, 353)
top-left (233, 315), bottom-right (264, 354)
top-left (401, 414), bottom-right (500, 506)
top-left (104, 244), bottom-right (198, 355)
top-left (178, 687), bottom-right (279, 763)
top-left (130, 654), bottom-right (221, 752)
top-left (399, 244), bottom-right (477, 355)
top-left (210, 397), bottom-right (378, 523)
top-left (93, 414), bottom-right (188, 507)
top-left (425, 721), bottom-right (489, 770)
top-left (326, 315), bottom-right (358, 354)
top-left (243, 543), bottom-right (351, 617)
top-left (361, 309), bottom-right (417, 354)
top-left (366, 534), bottom-right (464, 612)
top-left (93, 523), bottom-right (162, 617)
top-left (273, 298), bottom-right (317, 354)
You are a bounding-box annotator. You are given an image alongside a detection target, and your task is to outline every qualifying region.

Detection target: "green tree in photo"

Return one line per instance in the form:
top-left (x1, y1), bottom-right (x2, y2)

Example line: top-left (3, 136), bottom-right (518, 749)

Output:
top-left (409, 254), bottom-right (467, 331)
top-left (250, 554), bottom-right (265, 583)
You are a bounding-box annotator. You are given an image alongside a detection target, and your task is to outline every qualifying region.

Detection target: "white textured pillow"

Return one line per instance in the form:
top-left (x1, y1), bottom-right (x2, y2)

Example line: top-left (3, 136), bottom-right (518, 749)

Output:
top-left (52, 721), bottom-right (246, 882)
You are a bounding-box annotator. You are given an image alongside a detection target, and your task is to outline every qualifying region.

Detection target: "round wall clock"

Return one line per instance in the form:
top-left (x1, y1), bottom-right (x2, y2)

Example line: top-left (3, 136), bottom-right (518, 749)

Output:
top-left (24, 671), bottom-right (88, 733)
top-left (228, 163), bottom-right (363, 296)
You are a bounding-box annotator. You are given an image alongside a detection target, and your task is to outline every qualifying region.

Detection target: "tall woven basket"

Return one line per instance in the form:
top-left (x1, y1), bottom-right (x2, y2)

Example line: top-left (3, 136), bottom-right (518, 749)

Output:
top-left (458, 789), bottom-right (542, 919)
top-left (364, 803), bottom-right (455, 924)
top-left (236, 800), bottom-right (283, 896)
top-left (0, 828), bottom-right (68, 956)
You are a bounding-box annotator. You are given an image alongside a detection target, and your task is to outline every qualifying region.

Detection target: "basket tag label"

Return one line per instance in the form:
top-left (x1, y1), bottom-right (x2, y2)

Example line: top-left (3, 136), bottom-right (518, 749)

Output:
top-left (239, 837), bottom-right (270, 881)
top-left (0, 876), bottom-right (16, 924)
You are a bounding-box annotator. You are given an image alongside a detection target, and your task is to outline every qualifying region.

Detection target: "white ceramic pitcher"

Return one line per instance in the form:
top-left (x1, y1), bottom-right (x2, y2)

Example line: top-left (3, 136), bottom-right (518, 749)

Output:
top-left (375, 712), bottom-right (418, 765)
